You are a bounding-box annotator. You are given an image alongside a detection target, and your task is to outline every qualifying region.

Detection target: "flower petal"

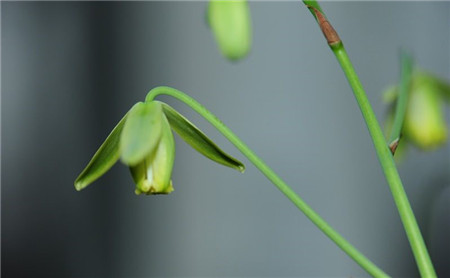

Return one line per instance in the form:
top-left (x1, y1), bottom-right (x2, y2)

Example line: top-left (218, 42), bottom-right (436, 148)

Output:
top-left (150, 113), bottom-right (176, 193)
top-left (74, 112), bottom-right (129, 191)
top-left (130, 113), bottom-right (175, 195)
top-left (120, 101), bottom-right (163, 166)
top-left (160, 102), bottom-right (245, 173)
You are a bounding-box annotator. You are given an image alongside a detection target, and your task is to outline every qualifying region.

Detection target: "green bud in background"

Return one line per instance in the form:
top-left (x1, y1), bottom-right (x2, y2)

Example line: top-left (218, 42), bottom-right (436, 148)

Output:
top-left (403, 73), bottom-right (447, 149)
top-left (384, 71), bottom-right (450, 152)
top-left (208, 0), bottom-right (252, 61)
top-left (74, 92), bottom-right (245, 195)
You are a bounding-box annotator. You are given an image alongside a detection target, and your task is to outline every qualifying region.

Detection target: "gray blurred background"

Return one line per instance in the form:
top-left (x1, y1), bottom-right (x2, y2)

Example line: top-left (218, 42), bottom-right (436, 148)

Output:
top-left (2, 2), bottom-right (449, 277)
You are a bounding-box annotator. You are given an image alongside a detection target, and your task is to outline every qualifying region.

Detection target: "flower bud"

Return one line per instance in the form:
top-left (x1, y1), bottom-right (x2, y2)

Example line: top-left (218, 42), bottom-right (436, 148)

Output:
top-left (75, 87), bottom-right (245, 194)
top-left (208, 0), bottom-right (252, 61)
top-left (403, 74), bottom-right (448, 149)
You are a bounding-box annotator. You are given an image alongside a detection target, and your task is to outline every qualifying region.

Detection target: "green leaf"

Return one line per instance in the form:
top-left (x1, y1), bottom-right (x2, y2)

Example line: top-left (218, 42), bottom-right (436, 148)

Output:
top-left (160, 102), bottom-right (245, 172)
top-left (74, 112), bottom-right (128, 191)
top-left (120, 101), bottom-right (163, 166)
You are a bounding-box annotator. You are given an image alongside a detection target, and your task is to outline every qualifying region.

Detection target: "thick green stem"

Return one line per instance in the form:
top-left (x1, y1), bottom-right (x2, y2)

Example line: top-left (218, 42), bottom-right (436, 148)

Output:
top-left (146, 86), bottom-right (389, 278)
top-left (302, 1), bottom-right (436, 276)
top-left (333, 45), bottom-right (435, 278)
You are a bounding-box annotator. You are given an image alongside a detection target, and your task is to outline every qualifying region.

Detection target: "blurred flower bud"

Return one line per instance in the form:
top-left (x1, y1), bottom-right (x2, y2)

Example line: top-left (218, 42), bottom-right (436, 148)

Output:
top-left (383, 71), bottom-right (450, 151)
top-left (208, 0), bottom-right (252, 61)
top-left (403, 74), bottom-right (447, 149)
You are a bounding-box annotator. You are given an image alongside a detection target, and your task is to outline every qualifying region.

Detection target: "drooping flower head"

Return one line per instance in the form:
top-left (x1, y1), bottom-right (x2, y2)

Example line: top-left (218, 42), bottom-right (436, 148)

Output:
top-left (75, 98), bottom-right (244, 195)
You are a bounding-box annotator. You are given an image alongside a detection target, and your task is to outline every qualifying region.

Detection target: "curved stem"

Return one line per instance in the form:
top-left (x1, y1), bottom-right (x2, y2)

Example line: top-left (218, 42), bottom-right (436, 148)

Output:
top-left (301, 1), bottom-right (436, 276)
top-left (146, 86), bottom-right (389, 278)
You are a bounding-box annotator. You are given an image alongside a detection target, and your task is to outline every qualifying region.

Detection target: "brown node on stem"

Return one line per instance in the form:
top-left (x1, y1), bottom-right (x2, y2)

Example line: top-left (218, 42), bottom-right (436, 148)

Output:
top-left (389, 137), bottom-right (400, 155)
top-left (307, 5), bottom-right (341, 45)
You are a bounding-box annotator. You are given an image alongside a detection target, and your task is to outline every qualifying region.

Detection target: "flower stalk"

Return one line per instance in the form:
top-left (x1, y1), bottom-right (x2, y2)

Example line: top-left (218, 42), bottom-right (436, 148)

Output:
top-left (302, 1), bottom-right (436, 277)
top-left (146, 86), bottom-right (389, 278)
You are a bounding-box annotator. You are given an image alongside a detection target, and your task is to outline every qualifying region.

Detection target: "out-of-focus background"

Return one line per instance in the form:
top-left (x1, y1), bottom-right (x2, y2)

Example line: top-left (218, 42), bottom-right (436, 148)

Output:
top-left (2, 2), bottom-right (449, 277)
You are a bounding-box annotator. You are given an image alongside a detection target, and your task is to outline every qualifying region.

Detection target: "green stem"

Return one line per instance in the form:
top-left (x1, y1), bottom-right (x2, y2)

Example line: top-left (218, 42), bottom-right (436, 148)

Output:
top-left (388, 51), bottom-right (413, 153)
top-left (333, 45), bottom-right (435, 278)
top-left (334, 44), bottom-right (436, 278)
top-left (146, 86), bottom-right (389, 278)
top-left (302, 1), bottom-right (436, 276)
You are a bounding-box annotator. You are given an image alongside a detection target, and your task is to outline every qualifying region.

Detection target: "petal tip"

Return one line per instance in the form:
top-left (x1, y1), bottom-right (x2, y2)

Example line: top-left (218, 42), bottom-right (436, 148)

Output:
top-left (237, 164), bottom-right (245, 173)
top-left (74, 181), bottom-right (84, 191)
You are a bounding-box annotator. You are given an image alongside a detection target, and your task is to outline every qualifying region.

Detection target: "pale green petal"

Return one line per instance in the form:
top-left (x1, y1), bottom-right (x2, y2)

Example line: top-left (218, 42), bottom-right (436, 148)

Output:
top-left (160, 102), bottom-right (245, 173)
top-left (129, 157), bottom-right (150, 194)
top-left (74, 112), bottom-right (129, 191)
top-left (130, 113), bottom-right (175, 195)
top-left (150, 114), bottom-right (175, 194)
top-left (120, 101), bottom-right (163, 166)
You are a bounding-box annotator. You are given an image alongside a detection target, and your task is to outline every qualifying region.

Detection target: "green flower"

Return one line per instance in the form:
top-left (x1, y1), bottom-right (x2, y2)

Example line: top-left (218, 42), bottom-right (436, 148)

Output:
top-left (207, 0), bottom-right (252, 61)
top-left (75, 100), bottom-right (244, 195)
top-left (384, 71), bottom-right (450, 151)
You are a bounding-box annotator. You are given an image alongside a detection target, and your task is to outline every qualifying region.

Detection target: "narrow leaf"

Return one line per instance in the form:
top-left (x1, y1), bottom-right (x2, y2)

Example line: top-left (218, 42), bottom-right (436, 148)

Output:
top-left (120, 101), bottom-right (163, 166)
top-left (388, 50), bottom-right (412, 150)
top-left (74, 112), bottom-right (128, 191)
top-left (160, 102), bottom-right (245, 172)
